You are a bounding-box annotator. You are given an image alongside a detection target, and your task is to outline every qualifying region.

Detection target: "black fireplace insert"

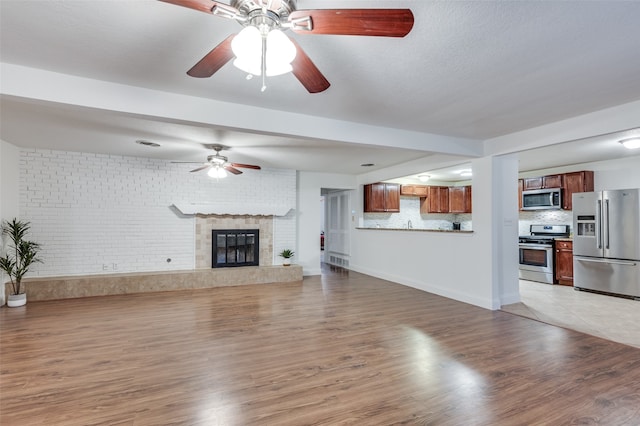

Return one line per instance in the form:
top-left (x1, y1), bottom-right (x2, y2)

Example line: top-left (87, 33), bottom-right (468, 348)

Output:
top-left (212, 229), bottom-right (259, 268)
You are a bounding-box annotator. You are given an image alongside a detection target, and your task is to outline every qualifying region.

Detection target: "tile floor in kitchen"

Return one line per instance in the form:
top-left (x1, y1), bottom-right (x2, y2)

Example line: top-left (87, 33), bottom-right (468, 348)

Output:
top-left (501, 280), bottom-right (640, 349)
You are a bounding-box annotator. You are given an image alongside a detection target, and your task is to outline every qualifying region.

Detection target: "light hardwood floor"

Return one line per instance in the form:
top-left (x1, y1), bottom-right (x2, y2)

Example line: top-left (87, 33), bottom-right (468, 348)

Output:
top-left (2, 266), bottom-right (640, 425)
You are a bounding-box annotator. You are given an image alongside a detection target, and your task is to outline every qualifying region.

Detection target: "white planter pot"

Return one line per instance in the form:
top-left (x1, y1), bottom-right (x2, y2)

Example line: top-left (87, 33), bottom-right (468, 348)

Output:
top-left (7, 293), bottom-right (27, 308)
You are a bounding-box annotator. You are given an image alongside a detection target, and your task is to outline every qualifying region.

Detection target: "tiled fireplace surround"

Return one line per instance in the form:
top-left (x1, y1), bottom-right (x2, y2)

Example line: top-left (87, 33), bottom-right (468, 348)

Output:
top-left (195, 215), bottom-right (273, 268)
top-left (11, 215), bottom-right (302, 302)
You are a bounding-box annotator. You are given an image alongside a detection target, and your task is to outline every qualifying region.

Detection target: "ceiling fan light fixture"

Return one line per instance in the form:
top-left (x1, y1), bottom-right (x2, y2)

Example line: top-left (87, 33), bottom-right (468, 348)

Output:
top-left (208, 166), bottom-right (228, 179)
top-left (619, 137), bottom-right (640, 149)
top-left (231, 27), bottom-right (296, 77)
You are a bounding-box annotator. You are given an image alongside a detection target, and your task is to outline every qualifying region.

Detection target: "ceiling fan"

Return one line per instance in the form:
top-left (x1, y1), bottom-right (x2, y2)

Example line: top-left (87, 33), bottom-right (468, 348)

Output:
top-left (159, 0), bottom-right (414, 93)
top-left (174, 144), bottom-right (261, 177)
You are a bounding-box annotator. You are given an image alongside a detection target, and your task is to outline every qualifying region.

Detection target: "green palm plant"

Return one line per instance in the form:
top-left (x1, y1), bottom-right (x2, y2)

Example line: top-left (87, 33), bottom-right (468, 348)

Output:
top-left (278, 249), bottom-right (294, 259)
top-left (0, 218), bottom-right (42, 296)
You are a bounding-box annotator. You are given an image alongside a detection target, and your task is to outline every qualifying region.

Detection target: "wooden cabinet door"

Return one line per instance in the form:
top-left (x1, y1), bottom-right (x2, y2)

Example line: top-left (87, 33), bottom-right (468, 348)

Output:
top-left (464, 185), bottom-right (472, 213)
top-left (438, 187), bottom-right (449, 213)
top-left (364, 183), bottom-right (386, 212)
top-left (384, 184), bottom-right (400, 212)
top-left (543, 174), bottom-right (563, 188)
top-left (413, 185), bottom-right (428, 197)
top-left (400, 185), bottom-right (428, 197)
top-left (364, 183), bottom-right (399, 212)
top-left (426, 186), bottom-right (449, 213)
top-left (523, 177), bottom-right (543, 190)
top-left (449, 186), bottom-right (470, 213)
top-left (518, 179), bottom-right (524, 211)
top-left (523, 174), bottom-right (562, 190)
top-left (400, 185), bottom-right (414, 196)
top-left (562, 171), bottom-right (594, 210)
top-left (555, 240), bottom-right (574, 285)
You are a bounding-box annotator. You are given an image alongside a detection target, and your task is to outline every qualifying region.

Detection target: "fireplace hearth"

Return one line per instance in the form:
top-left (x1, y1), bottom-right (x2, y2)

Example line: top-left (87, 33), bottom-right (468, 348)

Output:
top-left (212, 229), bottom-right (259, 268)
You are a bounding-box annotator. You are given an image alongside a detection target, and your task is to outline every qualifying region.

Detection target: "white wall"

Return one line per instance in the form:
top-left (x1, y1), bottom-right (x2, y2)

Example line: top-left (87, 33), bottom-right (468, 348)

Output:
top-left (0, 140), bottom-right (20, 304)
top-left (0, 140), bottom-right (20, 221)
top-left (19, 148), bottom-right (296, 277)
top-left (351, 156), bottom-right (519, 310)
top-left (591, 156), bottom-right (640, 190)
top-left (297, 172), bottom-right (357, 276)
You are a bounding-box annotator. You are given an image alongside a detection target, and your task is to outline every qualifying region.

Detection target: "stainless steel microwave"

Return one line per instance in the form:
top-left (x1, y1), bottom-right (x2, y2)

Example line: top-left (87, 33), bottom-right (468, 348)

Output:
top-left (522, 188), bottom-right (562, 210)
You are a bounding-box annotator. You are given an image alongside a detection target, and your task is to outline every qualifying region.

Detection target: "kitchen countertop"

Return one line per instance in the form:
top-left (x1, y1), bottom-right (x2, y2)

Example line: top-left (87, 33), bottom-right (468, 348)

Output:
top-left (356, 227), bottom-right (473, 234)
top-left (554, 237), bottom-right (573, 241)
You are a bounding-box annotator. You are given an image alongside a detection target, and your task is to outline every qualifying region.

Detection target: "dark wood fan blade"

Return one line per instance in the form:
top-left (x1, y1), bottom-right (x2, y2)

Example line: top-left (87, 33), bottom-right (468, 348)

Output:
top-left (190, 164), bottom-right (212, 173)
top-left (289, 38), bottom-right (330, 94)
top-left (158, 0), bottom-right (231, 15)
top-left (289, 9), bottom-right (414, 37)
top-left (187, 34), bottom-right (235, 78)
top-left (224, 165), bottom-right (243, 175)
top-left (230, 163), bottom-right (261, 170)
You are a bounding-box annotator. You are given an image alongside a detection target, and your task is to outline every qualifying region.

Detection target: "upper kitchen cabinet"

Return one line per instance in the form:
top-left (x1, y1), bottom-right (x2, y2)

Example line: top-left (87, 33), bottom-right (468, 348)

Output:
top-left (364, 183), bottom-right (400, 213)
top-left (518, 179), bottom-right (524, 211)
top-left (522, 174), bottom-right (563, 190)
top-left (449, 186), bottom-right (472, 213)
top-left (562, 171), bottom-right (594, 210)
top-left (420, 186), bottom-right (450, 213)
top-left (400, 185), bottom-right (428, 197)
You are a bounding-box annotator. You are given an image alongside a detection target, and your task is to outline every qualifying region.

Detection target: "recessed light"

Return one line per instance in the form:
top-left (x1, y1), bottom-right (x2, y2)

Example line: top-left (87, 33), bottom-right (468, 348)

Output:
top-left (619, 137), bottom-right (640, 149)
top-left (458, 169), bottom-right (472, 177)
top-left (418, 175), bottom-right (430, 182)
top-left (360, 163), bottom-right (375, 167)
top-left (136, 139), bottom-right (160, 148)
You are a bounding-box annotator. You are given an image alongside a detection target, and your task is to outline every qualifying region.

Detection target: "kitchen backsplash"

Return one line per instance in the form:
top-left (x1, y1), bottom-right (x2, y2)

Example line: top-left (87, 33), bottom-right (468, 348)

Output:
top-left (518, 210), bottom-right (573, 235)
top-left (363, 196), bottom-right (572, 234)
top-left (363, 197), bottom-right (472, 230)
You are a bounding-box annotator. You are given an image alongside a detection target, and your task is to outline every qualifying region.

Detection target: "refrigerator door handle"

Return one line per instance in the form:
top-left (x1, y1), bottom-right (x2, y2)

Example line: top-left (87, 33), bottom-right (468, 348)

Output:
top-left (596, 199), bottom-right (602, 249)
top-left (604, 198), bottom-right (610, 249)
top-left (574, 256), bottom-right (637, 266)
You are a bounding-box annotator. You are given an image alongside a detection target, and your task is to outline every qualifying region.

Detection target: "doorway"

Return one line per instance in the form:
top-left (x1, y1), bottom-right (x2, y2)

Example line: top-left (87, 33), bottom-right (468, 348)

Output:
top-left (322, 189), bottom-right (352, 268)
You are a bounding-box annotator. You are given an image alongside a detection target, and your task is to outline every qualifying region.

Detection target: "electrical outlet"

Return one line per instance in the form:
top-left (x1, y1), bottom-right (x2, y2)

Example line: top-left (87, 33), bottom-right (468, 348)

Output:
top-left (102, 264), bottom-right (110, 271)
top-left (112, 263), bottom-right (118, 270)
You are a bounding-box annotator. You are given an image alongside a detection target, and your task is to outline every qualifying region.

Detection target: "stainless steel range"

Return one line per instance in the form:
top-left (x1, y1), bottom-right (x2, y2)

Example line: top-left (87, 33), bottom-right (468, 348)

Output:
top-left (519, 224), bottom-right (571, 284)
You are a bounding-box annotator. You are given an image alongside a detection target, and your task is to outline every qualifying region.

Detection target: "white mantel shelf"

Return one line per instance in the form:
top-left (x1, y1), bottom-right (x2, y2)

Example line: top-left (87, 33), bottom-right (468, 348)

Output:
top-left (173, 203), bottom-right (292, 216)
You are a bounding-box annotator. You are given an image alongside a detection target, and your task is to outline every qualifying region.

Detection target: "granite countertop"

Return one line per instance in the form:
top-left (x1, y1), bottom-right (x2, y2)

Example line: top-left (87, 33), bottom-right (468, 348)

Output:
top-left (356, 227), bottom-right (473, 234)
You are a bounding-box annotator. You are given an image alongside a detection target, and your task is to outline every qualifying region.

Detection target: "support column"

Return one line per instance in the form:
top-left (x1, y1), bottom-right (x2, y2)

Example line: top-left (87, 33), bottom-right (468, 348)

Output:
top-left (471, 154), bottom-right (520, 309)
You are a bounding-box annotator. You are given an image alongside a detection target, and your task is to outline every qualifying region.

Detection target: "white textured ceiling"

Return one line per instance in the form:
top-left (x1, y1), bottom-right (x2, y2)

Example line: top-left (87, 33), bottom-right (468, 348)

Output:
top-left (2, 0), bottom-right (640, 176)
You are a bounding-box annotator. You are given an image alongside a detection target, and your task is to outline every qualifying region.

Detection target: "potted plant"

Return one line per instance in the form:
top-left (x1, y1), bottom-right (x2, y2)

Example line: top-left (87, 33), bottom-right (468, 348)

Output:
top-left (0, 218), bottom-right (42, 307)
top-left (278, 249), bottom-right (294, 266)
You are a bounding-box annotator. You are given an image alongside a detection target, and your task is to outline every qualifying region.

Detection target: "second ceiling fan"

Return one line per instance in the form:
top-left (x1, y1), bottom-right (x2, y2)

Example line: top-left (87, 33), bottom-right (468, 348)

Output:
top-left (159, 0), bottom-right (414, 93)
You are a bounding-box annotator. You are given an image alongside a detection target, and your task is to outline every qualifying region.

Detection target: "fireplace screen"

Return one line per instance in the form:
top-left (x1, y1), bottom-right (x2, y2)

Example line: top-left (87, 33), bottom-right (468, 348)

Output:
top-left (212, 229), bottom-right (259, 268)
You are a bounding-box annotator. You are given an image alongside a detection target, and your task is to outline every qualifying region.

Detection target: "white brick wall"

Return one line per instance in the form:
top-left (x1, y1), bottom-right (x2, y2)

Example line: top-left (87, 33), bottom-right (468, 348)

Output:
top-left (20, 149), bottom-right (296, 277)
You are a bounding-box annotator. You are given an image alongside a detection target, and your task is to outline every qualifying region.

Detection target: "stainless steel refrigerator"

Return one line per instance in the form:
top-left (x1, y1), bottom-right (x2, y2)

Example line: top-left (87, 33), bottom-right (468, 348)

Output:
top-left (573, 189), bottom-right (640, 299)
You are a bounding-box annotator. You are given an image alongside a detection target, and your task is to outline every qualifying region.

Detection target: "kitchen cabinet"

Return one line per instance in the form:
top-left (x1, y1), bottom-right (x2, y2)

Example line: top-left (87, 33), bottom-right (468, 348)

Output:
top-left (555, 240), bottom-right (574, 286)
top-left (518, 179), bottom-right (524, 211)
top-left (400, 185), bottom-right (428, 197)
top-left (523, 174), bottom-right (563, 190)
top-left (562, 171), bottom-right (594, 210)
top-left (449, 185), bottom-right (472, 213)
top-left (364, 183), bottom-right (400, 213)
top-left (420, 186), bottom-right (449, 213)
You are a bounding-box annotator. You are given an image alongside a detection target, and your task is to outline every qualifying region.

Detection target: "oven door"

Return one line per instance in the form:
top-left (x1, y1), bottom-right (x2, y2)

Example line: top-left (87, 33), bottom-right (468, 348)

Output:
top-left (519, 243), bottom-right (553, 272)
